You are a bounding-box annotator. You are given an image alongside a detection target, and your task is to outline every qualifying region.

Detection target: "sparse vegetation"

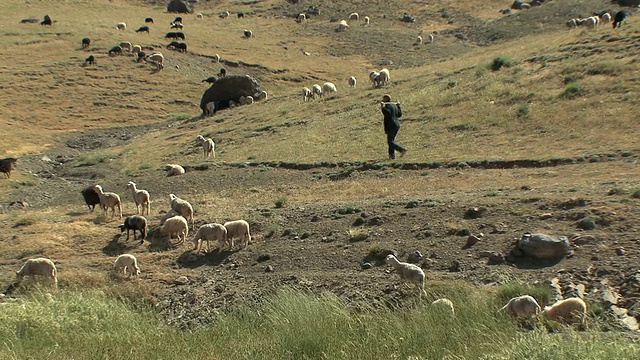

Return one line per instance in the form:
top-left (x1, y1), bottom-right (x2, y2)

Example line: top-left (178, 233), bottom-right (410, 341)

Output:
top-left (516, 104), bottom-right (530, 118)
top-left (489, 56), bottom-right (515, 71)
top-left (73, 150), bottom-right (120, 167)
top-left (348, 227), bottom-right (369, 242)
top-left (560, 82), bottom-right (583, 99)
top-left (274, 195), bottom-right (288, 208)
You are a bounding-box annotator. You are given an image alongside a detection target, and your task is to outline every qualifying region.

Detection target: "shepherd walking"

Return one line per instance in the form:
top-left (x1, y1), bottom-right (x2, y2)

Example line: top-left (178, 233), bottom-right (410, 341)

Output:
top-left (380, 94), bottom-right (407, 160)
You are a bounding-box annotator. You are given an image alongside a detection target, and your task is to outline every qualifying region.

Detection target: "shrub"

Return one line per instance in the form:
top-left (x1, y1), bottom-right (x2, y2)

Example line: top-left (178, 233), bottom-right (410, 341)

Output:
top-left (73, 151), bottom-right (119, 167)
top-left (560, 82), bottom-right (583, 99)
top-left (490, 56), bottom-right (514, 71)
top-left (516, 104), bottom-right (530, 118)
top-left (274, 195), bottom-right (288, 208)
top-left (348, 227), bottom-right (369, 242)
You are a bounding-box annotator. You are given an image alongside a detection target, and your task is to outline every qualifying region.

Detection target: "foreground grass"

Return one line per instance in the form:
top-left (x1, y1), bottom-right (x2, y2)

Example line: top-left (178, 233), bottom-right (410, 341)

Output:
top-left (0, 287), bottom-right (638, 360)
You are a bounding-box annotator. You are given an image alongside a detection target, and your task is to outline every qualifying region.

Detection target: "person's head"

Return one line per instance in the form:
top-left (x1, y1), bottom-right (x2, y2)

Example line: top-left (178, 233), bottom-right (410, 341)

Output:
top-left (382, 94), bottom-right (391, 102)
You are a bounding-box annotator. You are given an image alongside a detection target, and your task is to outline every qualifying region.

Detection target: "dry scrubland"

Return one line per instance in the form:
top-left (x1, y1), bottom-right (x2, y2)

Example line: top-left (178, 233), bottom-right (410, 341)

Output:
top-left (1, 0), bottom-right (640, 358)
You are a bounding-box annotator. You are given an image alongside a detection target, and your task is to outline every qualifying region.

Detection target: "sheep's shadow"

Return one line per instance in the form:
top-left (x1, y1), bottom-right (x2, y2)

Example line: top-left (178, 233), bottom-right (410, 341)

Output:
top-left (176, 248), bottom-right (237, 269)
top-left (508, 256), bottom-right (565, 269)
top-left (102, 235), bottom-right (140, 256)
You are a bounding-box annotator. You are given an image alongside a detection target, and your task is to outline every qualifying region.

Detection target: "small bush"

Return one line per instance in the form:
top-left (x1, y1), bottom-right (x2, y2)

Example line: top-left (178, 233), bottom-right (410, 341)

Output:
top-left (577, 216), bottom-right (599, 230)
top-left (13, 216), bottom-right (37, 228)
top-left (496, 281), bottom-right (552, 306)
top-left (560, 82), bottom-right (583, 99)
top-left (138, 163), bottom-right (151, 170)
top-left (274, 195), bottom-right (288, 208)
top-left (335, 206), bottom-right (362, 215)
top-left (490, 56), bottom-right (514, 71)
top-left (631, 189), bottom-right (640, 199)
top-left (73, 151), bottom-right (119, 167)
top-left (348, 228), bottom-right (369, 242)
top-left (516, 104), bottom-right (530, 118)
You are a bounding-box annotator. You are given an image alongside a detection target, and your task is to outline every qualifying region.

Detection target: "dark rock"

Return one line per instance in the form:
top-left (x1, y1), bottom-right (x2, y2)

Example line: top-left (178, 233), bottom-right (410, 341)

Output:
top-left (464, 207), bottom-right (487, 219)
top-left (310, 215), bottom-right (320, 222)
top-left (352, 217), bottom-right (365, 226)
top-left (360, 212), bottom-right (370, 218)
top-left (167, 0), bottom-right (191, 13)
top-left (405, 200), bottom-right (420, 209)
top-left (487, 252), bottom-right (506, 265)
top-left (449, 260), bottom-right (461, 272)
top-left (367, 216), bottom-right (384, 226)
top-left (200, 75), bottom-right (262, 113)
top-left (516, 233), bottom-right (569, 259)
top-left (464, 235), bottom-right (481, 249)
top-left (407, 250), bottom-right (423, 263)
top-left (616, 247), bottom-right (626, 256)
top-left (257, 254), bottom-right (271, 262)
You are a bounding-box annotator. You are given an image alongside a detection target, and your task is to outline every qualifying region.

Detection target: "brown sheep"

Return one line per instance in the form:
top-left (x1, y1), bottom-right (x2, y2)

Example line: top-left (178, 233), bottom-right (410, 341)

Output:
top-left (0, 157), bottom-right (17, 178)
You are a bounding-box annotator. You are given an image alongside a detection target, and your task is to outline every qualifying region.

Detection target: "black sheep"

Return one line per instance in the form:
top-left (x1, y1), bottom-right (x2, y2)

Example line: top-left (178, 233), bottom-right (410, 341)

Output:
top-left (164, 32), bottom-right (184, 40)
top-left (85, 55), bottom-right (95, 65)
top-left (136, 51), bottom-right (146, 62)
top-left (118, 215), bottom-right (148, 243)
top-left (0, 157), bottom-right (17, 178)
top-left (173, 16), bottom-right (183, 24)
top-left (176, 42), bottom-right (187, 52)
top-left (166, 41), bottom-right (181, 49)
top-left (108, 46), bottom-right (123, 56)
top-left (81, 185), bottom-right (101, 211)
top-left (613, 10), bottom-right (627, 29)
top-left (218, 67), bottom-right (227, 77)
top-left (40, 14), bottom-right (52, 26)
top-left (136, 26), bottom-right (150, 34)
top-left (145, 17), bottom-right (154, 23)
top-left (202, 76), bottom-right (216, 84)
top-left (237, 12), bottom-right (245, 18)
top-left (170, 22), bottom-right (183, 30)
top-left (81, 37), bottom-right (90, 49)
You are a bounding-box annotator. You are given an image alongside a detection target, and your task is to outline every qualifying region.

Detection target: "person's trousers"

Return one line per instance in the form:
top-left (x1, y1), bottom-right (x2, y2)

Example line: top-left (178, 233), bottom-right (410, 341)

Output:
top-left (386, 129), bottom-right (405, 159)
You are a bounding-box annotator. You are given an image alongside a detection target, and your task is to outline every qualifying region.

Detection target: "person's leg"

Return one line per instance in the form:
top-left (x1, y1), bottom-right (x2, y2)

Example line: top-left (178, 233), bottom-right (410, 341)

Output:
top-left (387, 132), bottom-right (397, 159)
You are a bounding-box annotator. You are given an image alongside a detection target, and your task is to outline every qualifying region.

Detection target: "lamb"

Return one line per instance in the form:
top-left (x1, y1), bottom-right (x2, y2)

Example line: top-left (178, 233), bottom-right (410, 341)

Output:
top-left (243, 29), bottom-right (253, 38)
top-left (118, 215), bottom-right (147, 243)
top-left (432, 298), bottom-right (455, 317)
top-left (116, 22), bottom-right (126, 30)
top-left (113, 254), bottom-right (140, 276)
top-left (85, 55), bottom-right (96, 65)
top-left (541, 297), bottom-right (587, 325)
top-left (16, 258), bottom-right (58, 289)
top-left (81, 37), bottom-right (91, 49)
top-left (41, 15), bottom-right (53, 26)
top-left (205, 101), bottom-right (216, 116)
top-left (613, 10), bottom-right (627, 29)
top-left (378, 68), bottom-right (390, 86)
top-left (135, 26), bottom-right (150, 34)
top-left (255, 91), bottom-right (268, 101)
top-left (337, 20), bottom-right (349, 31)
top-left (0, 157), bottom-right (18, 178)
top-left (192, 223), bottom-right (228, 253)
top-left (348, 76), bottom-right (357, 87)
top-left (131, 45), bottom-right (142, 55)
top-left (160, 215), bottom-right (189, 243)
top-left (145, 53), bottom-right (164, 71)
top-left (363, 16), bottom-right (370, 25)
top-left (169, 193), bottom-right (195, 230)
top-left (196, 135), bottom-right (216, 159)
top-left (81, 185), bottom-right (102, 211)
top-left (349, 12), bottom-right (359, 20)
top-left (302, 87), bottom-right (313, 101)
top-left (126, 181), bottom-right (150, 216)
top-left (223, 219), bottom-right (252, 248)
top-left (108, 45), bottom-right (123, 56)
top-left (500, 295), bottom-right (541, 320)
top-left (93, 185), bottom-right (122, 219)
top-left (322, 82), bottom-right (337, 96)
top-left (145, 17), bottom-right (154, 23)
top-left (237, 12), bottom-right (245, 19)
top-left (165, 164), bottom-right (185, 176)
top-left (312, 84), bottom-right (322, 98)
top-left (385, 254), bottom-right (427, 299)
top-left (119, 42), bottom-right (132, 53)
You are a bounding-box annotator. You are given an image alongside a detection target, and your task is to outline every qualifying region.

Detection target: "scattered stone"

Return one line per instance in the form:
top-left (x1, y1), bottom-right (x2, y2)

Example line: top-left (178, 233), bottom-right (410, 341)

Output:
top-left (591, 255), bottom-right (600, 261)
top-left (175, 276), bottom-right (189, 285)
top-left (448, 260), bottom-right (461, 272)
top-left (407, 250), bottom-right (423, 264)
top-left (577, 217), bottom-right (598, 230)
top-left (265, 265), bottom-right (274, 272)
top-left (516, 233), bottom-right (569, 259)
top-left (487, 252), bottom-right (506, 265)
top-left (352, 217), bottom-right (365, 226)
top-left (464, 207), bottom-right (487, 219)
top-left (361, 262), bottom-right (373, 270)
top-left (571, 235), bottom-right (596, 245)
top-left (367, 216), bottom-right (384, 226)
top-left (257, 254), bottom-right (271, 262)
top-left (478, 251), bottom-right (493, 258)
top-left (360, 212), bottom-right (370, 218)
top-left (310, 215), bottom-right (321, 222)
top-left (405, 200), bottom-right (420, 209)
top-left (464, 235), bottom-right (481, 248)
top-left (539, 213), bottom-right (553, 220)
top-left (490, 222), bottom-right (508, 233)
top-left (616, 247), bottom-right (626, 256)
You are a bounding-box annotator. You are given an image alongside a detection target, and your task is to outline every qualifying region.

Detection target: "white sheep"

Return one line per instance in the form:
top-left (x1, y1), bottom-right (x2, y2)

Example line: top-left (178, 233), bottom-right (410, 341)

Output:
top-left (363, 16), bottom-right (370, 25)
top-left (378, 68), bottom-right (390, 86)
top-left (220, 11), bottom-right (230, 19)
top-left (193, 223), bottom-right (228, 253)
top-left (212, 53), bottom-right (221, 62)
top-left (16, 258), bottom-right (58, 289)
top-left (385, 254), bottom-right (427, 299)
top-left (223, 219), bottom-right (251, 248)
top-left (322, 82), bottom-right (337, 96)
top-left (113, 254), bottom-right (140, 276)
top-left (600, 12), bottom-right (611, 24)
top-left (348, 76), bottom-right (357, 87)
top-left (296, 13), bottom-right (307, 23)
top-left (255, 91), bottom-right (268, 101)
top-left (196, 135), bottom-right (215, 159)
top-left (349, 12), bottom-right (359, 20)
top-left (131, 45), bottom-right (142, 55)
top-left (414, 35), bottom-right (423, 45)
top-left (169, 193), bottom-right (194, 230)
top-left (125, 181), bottom-right (150, 216)
top-left (116, 22), bottom-right (126, 30)
top-left (243, 29), bottom-right (253, 38)
top-left (119, 42), bottom-right (132, 53)
top-left (161, 215), bottom-right (189, 243)
top-left (312, 84), bottom-right (322, 98)
top-left (432, 298), bottom-right (455, 317)
top-left (145, 52), bottom-right (164, 71)
top-left (427, 33), bottom-right (434, 43)
top-left (369, 71), bottom-right (380, 86)
top-left (337, 20), bottom-right (349, 31)
top-left (244, 95), bottom-right (254, 104)
top-left (500, 295), bottom-right (541, 320)
top-left (165, 164), bottom-right (185, 177)
top-left (196, 13), bottom-right (204, 19)
top-left (302, 87), bottom-right (313, 101)
top-left (541, 297), bottom-right (587, 325)
top-left (159, 209), bottom-right (180, 225)
top-left (93, 184), bottom-right (123, 219)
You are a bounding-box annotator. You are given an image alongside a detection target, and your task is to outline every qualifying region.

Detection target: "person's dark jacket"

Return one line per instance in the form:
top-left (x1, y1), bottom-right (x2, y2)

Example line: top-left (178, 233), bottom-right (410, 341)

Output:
top-left (381, 102), bottom-right (402, 134)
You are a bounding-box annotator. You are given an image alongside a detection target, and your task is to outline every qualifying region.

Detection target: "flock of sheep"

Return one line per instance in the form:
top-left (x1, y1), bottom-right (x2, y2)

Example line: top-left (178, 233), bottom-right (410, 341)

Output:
top-left (566, 9), bottom-right (627, 30)
top-left (301, 68), bottom-right (389, 102)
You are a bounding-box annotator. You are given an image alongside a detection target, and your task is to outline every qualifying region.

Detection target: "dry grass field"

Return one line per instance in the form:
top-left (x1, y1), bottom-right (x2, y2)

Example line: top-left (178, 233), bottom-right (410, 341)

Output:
top-left (1, 0), bottom-right (640, 335)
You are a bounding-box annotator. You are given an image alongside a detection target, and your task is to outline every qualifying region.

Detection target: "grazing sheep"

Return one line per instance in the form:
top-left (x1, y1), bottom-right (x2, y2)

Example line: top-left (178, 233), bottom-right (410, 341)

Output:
top-left (432, 298), bottom-right (455, 317)
top-left (312, 84), bottom-right (322, 98)
top-left (212, 53), bottom-right (221, 62)
top-left (145, 17), bottom-right (154, 24)
top-left (41, 15), bottom-right (53, 26)
top-left (205, 101), bottom-right (216, 116)
top-left (16, 258), bottom-right (58, 289)
top-left (160, 215), bottom-right (189, 243)
top-left (322, 82), bottom-right (337, 96)
top-left (363, 16), bottom-right (370, 25)
top-left (302, 87), bottom-right (313, 101)
top-left (599, 12), bottom-right (611, 25)
top-left (348, 76), bottom-right (357, 87)
top-left (369, 71), bottom-right (380, 86)
top-left (165, 164), bottom-right (185, 177)
top-left (118, 215), bottom-right (147, 242)
top-left (349, 12), bottom-right (359, 20)
top-left (378, 68), bottom-right (390, 86)
top-left (223, 220), bottom-right (251, 249)
top-left (131, 45), bottom-right (142, 55)
top-left (218, 67), bottom-right (227, 77)
top-left (427, 33), bottom-right (434, 43)
top-left (159, 209), bottom-right (179, 225)
top-left (296, 13), bottom-right (307, 23)
top-left (165, 32), bottom-right (185, 40)
top-left (385, 254), bottom-right (427, 299)
top-left (169, 194), bottom-right (195, 230)
top-left (85, 55), bottom-right (96, 65)
top-left (81, 37), bottom-right (91, 49)
top-left (136, 26), bottom-right (150, 34)
top-left (337, 19), bottom-right (349, 31)
top-left (414, 35), bottom-right (423, 45)
top-left (237, 12), bottom-right (245, 19)
top-left (500, 295), bottom-right (541, 320)
top-left (0, 157), bottom-right (18, 178)
top-left (126, 181), bottom-right (150, 216)
top-left (196, 13), bottom-right (204, 19)
top-left (170, 22), bottom-right (184, 30)
top-left (119, 42), bottom-right (132, 53)
top-left (81, 185), bottom-right (102, 211)
top-left (113, 254), bottom-right (140, 276)
top-left (108, 45), bottom-right (123, 56)
top-left (566, 18), bottom-right (578, 29)
top-left (541, 297), bottom-right (587, 325)
top-left (585, 16), bottom-right (599, 29)
top-left (145, 52), bottom-right (164, 70)
top-left (196, 135), bottom-right (215, 159)
top-left (173, 16), bottom-right (183, 24)
top-left (136, 51), bottom-right (146, 62)
top-left (220, 11), bottom-right (230, 19)
top-left (193, 223), bottom-right (228, 253)
top-left (255, 91), bottom-right (268, 101)
top-left (116, 22), bottom-right (127, 30)
top-left (613, 10), bottom-right (627, 29)
top-left (243, 29), bottom-right (253, 38)
top-left (93, 185), bottom-right (123, 219)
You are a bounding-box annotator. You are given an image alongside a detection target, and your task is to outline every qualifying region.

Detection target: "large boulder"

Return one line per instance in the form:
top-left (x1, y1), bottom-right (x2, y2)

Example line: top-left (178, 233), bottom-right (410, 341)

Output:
top-left (516, 233), bottom-right (569, 259)
top-left (167, 0), bottom-right (191, 14)
top-left (199, 75), bottom-right (262, 113)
